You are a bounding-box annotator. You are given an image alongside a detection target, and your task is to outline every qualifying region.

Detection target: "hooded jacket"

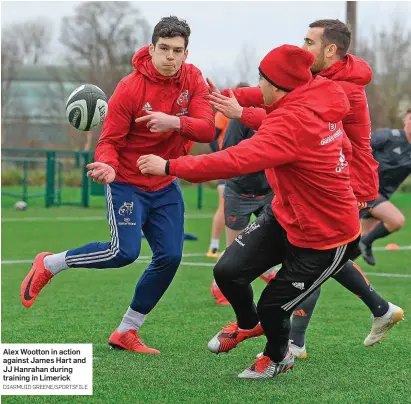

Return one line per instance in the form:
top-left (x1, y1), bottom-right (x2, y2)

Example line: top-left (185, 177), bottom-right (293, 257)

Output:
top-left (95, 46), bottom-right (215, 192)
top-left (169, 76), bottom-right (360, 250)
top-left (228, 54), bottom-right (379, 203)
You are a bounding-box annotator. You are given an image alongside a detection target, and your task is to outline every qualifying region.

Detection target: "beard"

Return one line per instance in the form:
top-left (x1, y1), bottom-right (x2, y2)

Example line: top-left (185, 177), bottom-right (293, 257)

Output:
top-left (310, 53), bottom-right (327, 74)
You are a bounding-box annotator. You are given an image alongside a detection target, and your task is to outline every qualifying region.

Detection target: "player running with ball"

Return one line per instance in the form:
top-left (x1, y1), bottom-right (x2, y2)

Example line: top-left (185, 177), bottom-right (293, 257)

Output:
top-left (20, 16), bottom-right (215, 354)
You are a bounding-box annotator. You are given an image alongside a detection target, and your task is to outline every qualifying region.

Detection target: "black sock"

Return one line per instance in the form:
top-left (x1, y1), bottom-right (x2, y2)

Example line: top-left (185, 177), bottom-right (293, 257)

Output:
top-left (289, 287), bottom-right (321, 348)
top-left (235, 285), bottom-right (260, 330)
top-left (362, 222), bottom-right (391, 245)
top-left (333, 260), bottom-right (389, 317)
top-left (259, 306), bottom-right (291, 362)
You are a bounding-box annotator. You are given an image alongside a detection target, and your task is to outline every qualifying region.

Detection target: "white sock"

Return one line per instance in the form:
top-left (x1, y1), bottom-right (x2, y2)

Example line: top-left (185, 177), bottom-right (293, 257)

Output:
top-left (210, 238), bottom-right (219, 250)
top-left (118, 307), bottom-right (146, 333)
top-left (44, 251), bottom-right (69, 275)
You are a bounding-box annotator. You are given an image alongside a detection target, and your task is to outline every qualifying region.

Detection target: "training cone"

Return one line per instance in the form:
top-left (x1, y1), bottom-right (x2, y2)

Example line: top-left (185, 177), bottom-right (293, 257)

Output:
top-left (385, 243), bottom-right (400, 250)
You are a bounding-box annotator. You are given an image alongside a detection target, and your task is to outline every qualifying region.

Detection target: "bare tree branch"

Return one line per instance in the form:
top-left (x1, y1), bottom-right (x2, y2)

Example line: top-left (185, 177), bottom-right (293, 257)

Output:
top-left (1, 19), bottom-right (52, 146)
top-left (60, 1), bottom-right (151, 97)
top-left (358, 19), bottom-right (411, 129)
top-left (236, 43), bottom-right (257, 84)
top-left (58, 1), bottom-right (151, 149)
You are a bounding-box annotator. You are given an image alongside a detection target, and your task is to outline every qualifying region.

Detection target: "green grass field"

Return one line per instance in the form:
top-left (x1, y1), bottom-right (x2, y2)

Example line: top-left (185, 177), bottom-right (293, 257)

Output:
top-left (2, 187), bottom-right (411, 403)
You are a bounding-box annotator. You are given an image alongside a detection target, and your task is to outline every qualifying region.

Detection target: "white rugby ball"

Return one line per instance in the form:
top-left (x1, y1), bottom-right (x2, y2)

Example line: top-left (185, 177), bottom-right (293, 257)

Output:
top-left (15, 201), bottom-right (28, 211)
top-left (66, 84), bottom-right (108, 131)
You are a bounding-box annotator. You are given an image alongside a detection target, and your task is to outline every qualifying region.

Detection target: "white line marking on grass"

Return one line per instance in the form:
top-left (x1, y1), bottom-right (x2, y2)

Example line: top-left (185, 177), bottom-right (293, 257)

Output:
top-left (1, 253), bottom-right (208, 265)
top-left (374, 246), bottom-right (411, 251)
top-left (102, 261), bottom-right (411, 277)
top-left (4, 247), bottom-right (411, 265)
top-left (2, 214), bottom-right (213, 223)
top-left (3, 254), bottom-right (410, 278)
top-left (362, 272), bottom-right (411, 278)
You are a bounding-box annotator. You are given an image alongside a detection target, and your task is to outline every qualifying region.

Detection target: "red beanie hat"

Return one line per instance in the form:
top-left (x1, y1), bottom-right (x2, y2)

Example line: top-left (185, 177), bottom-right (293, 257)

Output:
top-left (259, 45), bottom-right (315, 92)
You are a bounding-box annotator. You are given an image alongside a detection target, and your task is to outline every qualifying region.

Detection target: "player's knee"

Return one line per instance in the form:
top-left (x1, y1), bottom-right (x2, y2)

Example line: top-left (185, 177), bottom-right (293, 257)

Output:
top-left (167, 252), bottom-right (182, 269)
top-left (154, 252), bottom-right (182, 270)
top-left (115, 248), bottom-right (140, 267)
top-left (387, 214), bottom-right (405, 231)
top-left (213, 255), bottom-right (237, 283)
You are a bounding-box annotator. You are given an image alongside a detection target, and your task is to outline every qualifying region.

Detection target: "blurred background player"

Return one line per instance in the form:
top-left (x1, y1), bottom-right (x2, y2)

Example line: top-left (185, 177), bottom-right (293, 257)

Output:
top-left (359, 108), bottom-right (411, 265)
top-left (206, 111), bottom-right (229, 258)
top-left (206, 82), bottom-right (249, 259)
top-left (20, 16), bottom-right (215, 354)
top-left (210, 118), bottom-right (276, 305)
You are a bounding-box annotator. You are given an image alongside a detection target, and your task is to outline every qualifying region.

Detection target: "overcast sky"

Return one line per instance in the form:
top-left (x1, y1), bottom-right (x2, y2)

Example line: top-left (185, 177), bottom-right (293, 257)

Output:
top-left (1, 1), bottom-right (410, 84)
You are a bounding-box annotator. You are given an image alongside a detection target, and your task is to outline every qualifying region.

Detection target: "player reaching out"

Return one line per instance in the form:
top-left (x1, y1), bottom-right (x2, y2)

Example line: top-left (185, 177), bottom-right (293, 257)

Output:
top-left (205, 20), bottom-right (403, 356)
top-left (138, 44), bottom-right (362, 378)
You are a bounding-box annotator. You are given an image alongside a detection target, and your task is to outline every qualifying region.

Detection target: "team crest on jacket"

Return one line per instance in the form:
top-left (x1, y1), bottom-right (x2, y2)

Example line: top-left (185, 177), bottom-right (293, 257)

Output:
top-left (177, 90), bottom-right (189, 107)
top-left (329, 122), bottom-right (337, 131)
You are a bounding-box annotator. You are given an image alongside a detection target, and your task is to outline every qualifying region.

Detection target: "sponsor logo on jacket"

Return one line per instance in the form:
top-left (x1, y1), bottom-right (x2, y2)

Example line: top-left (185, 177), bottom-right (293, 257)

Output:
top-left (321, 128), bottom-right (343, 146)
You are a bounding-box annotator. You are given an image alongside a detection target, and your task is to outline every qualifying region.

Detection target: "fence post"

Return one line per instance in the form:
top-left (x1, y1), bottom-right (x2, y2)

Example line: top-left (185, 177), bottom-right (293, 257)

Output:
top-left (57, 162), bottom-right (62, 206)
top-left (22, 160), bottom-right (28, 202)
top-left (45, 151), bottom-right (56, 208)
top-left (197, 184), bottom-right (203, 210)
top-left (81, 152), bottom-right (90, 208)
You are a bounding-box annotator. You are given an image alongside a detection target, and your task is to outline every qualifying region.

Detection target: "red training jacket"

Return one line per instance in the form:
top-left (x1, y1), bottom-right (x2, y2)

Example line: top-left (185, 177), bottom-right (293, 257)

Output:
top-left (318, 55), bottom-right (379, 202)
top-left (226, 54), bottom-right (379, 202)
top-left (95, 46), bottom-right (215, 192)
top-left (170, 76), bottom-right (360, 250)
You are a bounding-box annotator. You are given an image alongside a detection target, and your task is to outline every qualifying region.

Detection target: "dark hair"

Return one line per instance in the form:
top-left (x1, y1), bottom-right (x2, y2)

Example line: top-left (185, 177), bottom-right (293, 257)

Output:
top-left (407, 108), bottom-right (411, 115)
top-left (152, 16), bottom-right (191, 49)
top-left (309, 19), bottom-right (351, 58)
top-left (236, 82), bottom-right (250, 88)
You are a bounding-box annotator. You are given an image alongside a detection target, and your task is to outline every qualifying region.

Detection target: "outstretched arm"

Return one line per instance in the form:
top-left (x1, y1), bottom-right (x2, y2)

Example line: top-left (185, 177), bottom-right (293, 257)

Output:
top-left (137, 112), bottom-right (298, 182)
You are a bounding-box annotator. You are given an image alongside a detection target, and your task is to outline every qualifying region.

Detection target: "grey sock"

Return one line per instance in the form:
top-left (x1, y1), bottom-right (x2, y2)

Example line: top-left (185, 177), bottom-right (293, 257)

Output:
top-left (118, 307), bottom-right (146, 333)
top-left (289, 287), bottom-right (321, 348)
top-left (362, 222), bottom-right (391, 245)
top-left (44, 251), bottom-right (69, 275)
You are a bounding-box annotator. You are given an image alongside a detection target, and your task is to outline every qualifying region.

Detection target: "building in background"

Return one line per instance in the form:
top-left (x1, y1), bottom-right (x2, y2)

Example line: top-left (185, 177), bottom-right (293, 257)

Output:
top-left (1, 65), bottom-right (83, 148)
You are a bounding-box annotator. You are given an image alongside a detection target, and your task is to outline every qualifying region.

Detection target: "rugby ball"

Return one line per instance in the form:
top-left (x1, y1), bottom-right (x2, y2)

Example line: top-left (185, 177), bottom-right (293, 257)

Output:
top-left (65, 84), bottom-right (108, 131)
top-left (15, 201), bottom-right (28, 211)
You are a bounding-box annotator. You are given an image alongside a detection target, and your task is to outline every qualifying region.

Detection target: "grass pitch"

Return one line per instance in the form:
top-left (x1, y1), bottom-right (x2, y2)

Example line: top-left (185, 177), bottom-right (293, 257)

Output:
top-left (2, 187), bottom-right (411, 403)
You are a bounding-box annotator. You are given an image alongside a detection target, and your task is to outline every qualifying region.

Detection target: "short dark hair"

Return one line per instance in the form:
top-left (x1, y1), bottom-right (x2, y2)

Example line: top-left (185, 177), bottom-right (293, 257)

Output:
top-left (407, 108), bottom-right (411, 115)
top-left (152, 16), bottom-right (191, 49)
top-left (236, 82), bottom-right (250, 88)
top-left (309, 19), bottom-right (351, 58)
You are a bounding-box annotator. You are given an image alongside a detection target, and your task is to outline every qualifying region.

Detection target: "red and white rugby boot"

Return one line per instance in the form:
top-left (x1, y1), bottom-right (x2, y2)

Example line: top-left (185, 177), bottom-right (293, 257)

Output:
top-left (108, 329), bottom-right (160, 354)
top-left (208, 321), bottom-right (264, 354)
top-left (238, 350), bottom-right (295, 379)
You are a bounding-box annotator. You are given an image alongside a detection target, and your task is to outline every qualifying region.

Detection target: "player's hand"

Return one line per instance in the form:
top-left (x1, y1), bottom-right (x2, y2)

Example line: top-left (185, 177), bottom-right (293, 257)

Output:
top-left (206, 78), bottom-right (220, 95)
top-left (209, 90), bottom-right (243, 119)
top-left (135, 111), bottom-right (180, 133)
top-left (137, 155), bottom-right (167, 176)
top-left (86, 162), bottom-right (116, 184)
